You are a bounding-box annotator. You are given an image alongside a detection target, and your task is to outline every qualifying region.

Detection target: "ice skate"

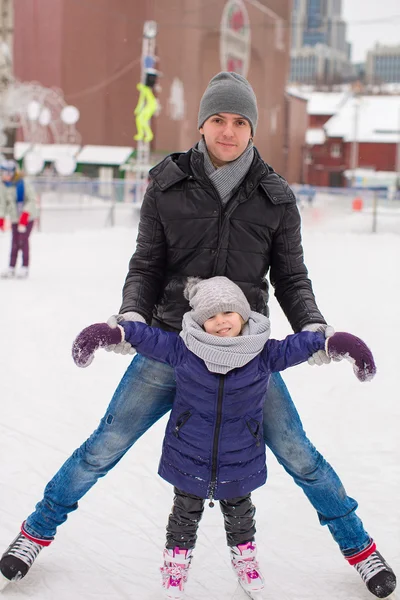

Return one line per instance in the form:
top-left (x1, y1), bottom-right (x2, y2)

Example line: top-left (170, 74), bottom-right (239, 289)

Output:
top-left (230, 541), bottom-right (265, 598)
top-left (160, 546), bottom-right (193, 599)
top-left (0, 268), bottom-right (15, 279)
top-left (351, 545), bottom-right (396, 598)
top-left (0, 527), bottom-right (50, 587)
top-left (16, 266), bottom-right (29, 279)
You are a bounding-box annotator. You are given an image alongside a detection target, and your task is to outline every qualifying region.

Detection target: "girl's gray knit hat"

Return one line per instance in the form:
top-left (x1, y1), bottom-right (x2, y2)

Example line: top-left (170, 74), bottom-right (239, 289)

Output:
top-left (198, 71), bottom-right (258, 135)
top-left (184, 276), bottom-right (251, 326)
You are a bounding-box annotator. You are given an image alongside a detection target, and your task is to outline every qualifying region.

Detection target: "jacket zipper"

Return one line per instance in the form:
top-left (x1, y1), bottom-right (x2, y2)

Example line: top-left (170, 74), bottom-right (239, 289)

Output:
top-left (208, 375), bottom-right (225, 507)
top-left (209, 186), bottom-right (243, 275)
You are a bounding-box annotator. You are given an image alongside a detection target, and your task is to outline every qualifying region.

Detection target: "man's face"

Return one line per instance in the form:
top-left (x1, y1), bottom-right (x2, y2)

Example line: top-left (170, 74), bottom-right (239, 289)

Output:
top-left (199, 113), bottom-right (252, 166)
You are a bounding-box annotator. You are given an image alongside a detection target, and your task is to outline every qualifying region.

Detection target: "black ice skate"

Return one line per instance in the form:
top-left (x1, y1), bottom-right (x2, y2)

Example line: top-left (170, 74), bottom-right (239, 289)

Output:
top-left (0, 526), bottom-right (50, 589)
top-left (349, 543), bottom-right (396, 598)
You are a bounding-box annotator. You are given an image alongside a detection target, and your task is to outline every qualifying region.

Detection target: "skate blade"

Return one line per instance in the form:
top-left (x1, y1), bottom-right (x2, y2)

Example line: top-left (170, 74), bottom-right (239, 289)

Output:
top-left (239, 588), bottom-right (264, 599)
top-left (241, 585), bottom-right (264, 600)
top-left (0, 573), bottom-right (11, 591)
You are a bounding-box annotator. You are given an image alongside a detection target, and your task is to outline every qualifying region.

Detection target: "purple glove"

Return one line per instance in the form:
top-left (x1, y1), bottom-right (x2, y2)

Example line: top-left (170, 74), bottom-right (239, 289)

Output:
top-left (326, 332), bottom-right (376, 382)
top-left (72, 323), bottom-right (124, 368)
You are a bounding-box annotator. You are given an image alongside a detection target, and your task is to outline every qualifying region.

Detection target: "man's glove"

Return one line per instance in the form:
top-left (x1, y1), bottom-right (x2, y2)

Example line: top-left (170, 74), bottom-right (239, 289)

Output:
top-left (0, 218), bottom-right (4, 231)
top-left (302, 323), bottom-right (335, 366)
top-left (72, 323), bottom-right (124, 368)
top-left (105, 311), bottom-right (146, 355)
top-left (326, 332), bottom-right (376, 382)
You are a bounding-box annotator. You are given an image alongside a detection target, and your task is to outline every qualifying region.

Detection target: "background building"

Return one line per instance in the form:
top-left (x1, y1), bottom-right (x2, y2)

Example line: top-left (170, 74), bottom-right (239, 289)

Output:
top-left (366, 44), bottom-right (400, 85)
top-left (304, 94), bottom-right (400, 187)
top-left (0, 0), bottom-right (14, 155)
top-left (13, 0), bottom-right (293, 174)
top-left (290, 0), bottom-right (353, 84)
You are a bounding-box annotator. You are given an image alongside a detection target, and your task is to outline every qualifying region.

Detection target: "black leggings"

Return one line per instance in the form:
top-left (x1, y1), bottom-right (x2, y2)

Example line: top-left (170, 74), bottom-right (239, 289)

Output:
top-left (166, 487), bottom-right (256, 549)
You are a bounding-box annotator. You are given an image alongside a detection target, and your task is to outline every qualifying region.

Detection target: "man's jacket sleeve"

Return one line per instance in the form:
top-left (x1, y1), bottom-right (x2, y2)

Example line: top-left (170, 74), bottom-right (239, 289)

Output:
top-left (121, 322), bottom-right (185, 367)
top-left (119, 181), bottom-right (166, 321)
top-left (269, 201), bottom-right (326, 332)
top-left (260, 331), bottom-right (326, 373)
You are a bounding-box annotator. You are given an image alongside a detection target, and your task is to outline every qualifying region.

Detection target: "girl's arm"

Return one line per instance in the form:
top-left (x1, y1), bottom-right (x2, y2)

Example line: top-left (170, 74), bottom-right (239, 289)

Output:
top-left (261, 331), bottom-right (376, 382)
top-left (72, 321), bottom-right (185, 368)
top-left (260, 331), bottom-right (326, 373)
top-left (121, 321), bottom-right (185, 367)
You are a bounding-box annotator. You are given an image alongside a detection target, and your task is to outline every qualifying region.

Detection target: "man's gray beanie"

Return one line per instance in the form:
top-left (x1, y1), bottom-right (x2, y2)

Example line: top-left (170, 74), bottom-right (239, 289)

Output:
top-left (184, 276), bottom-right (251, 326)
top-left (198, 72), bottom-right (258, 135)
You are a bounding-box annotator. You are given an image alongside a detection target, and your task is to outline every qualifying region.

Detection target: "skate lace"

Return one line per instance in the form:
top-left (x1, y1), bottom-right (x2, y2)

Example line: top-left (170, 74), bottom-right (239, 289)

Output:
top-left (355, 552), bottom-right (388, 583)
top-left (233, 557), bottom-right (261, 580)
top-left (160, 563), bottom-right (188, 585)
top-left (7, 534), bottom-right (43, 567)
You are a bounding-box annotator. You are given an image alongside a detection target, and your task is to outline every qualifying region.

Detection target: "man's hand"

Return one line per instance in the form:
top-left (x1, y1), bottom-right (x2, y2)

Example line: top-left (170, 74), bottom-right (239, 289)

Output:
top-left (326, 332), bottom-right (376, 382)
top-left (72, 323), bottom-right (124, 368)
top-left (302, 323), bottom-right (335, 366)
top-left (105, 311), bottom-right (146, 355)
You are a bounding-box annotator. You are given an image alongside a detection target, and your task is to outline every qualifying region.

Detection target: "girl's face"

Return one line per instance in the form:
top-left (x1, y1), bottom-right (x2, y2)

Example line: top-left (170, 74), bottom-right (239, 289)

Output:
top-left (203, 311), bottom-right (244, 337)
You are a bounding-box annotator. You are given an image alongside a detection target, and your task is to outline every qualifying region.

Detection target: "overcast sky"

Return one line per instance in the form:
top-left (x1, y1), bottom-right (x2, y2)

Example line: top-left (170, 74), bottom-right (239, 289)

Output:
top-left (342, 0), bottom-right (400, 63)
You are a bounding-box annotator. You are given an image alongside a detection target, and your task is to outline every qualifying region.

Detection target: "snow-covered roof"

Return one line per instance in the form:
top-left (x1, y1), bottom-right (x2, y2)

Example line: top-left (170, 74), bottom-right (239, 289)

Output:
top-left (76, 145), bottom-right (134, 165)
top-left (306, 128), bottom-right (326, 145)
top-left (14, 143), bottom-right (81, 161)
top-left (325, 96), bottom-right (400, 143)
top-left (306, 92), bottom-right (349, 115)
top-left (286, 88), bottom-right (308, 101)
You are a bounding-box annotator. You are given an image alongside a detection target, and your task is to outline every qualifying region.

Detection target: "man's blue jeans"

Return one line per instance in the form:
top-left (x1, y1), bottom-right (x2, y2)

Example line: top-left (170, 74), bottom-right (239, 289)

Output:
top-left (24, 354), bottom-right (371, 557)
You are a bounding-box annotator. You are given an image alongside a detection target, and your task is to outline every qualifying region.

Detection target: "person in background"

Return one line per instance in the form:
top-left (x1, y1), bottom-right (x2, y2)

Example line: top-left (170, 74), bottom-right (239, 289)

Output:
top-left (71, 276), bottom-right (377, 599)
top-left (0, 159), bottom-right (37, 279)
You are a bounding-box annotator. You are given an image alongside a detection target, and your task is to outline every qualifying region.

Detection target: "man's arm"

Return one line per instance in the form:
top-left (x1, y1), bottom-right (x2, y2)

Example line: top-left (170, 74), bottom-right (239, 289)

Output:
top-left (269, 202), bottom-right (326, 333)
top-left (119, 180), bottom-right (166, 321)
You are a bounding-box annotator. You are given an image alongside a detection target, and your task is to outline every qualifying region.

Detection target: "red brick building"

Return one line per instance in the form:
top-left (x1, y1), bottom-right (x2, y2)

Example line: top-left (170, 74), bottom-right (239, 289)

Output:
top-left (285, 91), bottom-right (308, 184)
top-left (14, 0), bottom-right (294, 174)
top-left (304, 94), bottom-right (399, 187)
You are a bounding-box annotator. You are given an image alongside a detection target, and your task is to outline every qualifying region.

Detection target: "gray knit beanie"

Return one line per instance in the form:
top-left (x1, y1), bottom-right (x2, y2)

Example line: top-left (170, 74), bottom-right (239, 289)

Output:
top-left (198, 72), bottom-right (258, 135)
top-left (184, 276), bottom-right (251, 326)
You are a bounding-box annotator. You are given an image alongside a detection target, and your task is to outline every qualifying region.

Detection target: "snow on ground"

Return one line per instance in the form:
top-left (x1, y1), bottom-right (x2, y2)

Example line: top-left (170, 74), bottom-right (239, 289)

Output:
top-left (0, 205), bottom-right (399, 600)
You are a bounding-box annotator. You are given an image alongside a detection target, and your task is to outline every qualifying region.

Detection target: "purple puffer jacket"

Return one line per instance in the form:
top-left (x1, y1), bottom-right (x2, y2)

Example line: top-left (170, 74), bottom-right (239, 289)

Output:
top-left (122, 322), bottom-right (325, 501)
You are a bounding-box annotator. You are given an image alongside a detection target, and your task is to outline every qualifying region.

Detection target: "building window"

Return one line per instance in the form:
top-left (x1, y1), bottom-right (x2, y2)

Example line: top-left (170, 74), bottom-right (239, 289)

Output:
top-left (330, 143), bottom-right (341, 158)
top-left (305, 151), bottom-right (313, 165)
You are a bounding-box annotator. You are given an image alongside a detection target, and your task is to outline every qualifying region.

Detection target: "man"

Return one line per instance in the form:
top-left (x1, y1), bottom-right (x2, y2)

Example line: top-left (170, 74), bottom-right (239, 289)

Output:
top-left (0, 73), bottom-right (396, 599)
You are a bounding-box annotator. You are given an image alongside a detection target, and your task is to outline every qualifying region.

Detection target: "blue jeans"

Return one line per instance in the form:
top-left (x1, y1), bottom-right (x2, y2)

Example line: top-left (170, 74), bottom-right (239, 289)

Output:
top-left (24, 354), bottom-right (371, 556)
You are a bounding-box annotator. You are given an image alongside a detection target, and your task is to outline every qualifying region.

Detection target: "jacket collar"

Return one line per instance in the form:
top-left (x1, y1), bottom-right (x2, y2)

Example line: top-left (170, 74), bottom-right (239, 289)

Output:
top-left (149, 145), bottom-right (295, 204)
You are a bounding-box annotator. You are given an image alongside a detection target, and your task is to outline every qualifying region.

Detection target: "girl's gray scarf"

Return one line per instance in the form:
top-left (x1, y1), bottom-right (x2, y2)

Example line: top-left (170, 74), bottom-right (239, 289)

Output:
top-left (197, 138), bottom-right (254, 205)
top-left (180, 311), bottom-right (271, 374)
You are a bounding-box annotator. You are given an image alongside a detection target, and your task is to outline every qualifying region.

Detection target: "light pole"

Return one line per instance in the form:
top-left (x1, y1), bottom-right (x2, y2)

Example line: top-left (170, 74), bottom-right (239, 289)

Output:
top-left (396, 103), bottom-right (400, 194)
top-left (350, 95), bottom-right (361, 188)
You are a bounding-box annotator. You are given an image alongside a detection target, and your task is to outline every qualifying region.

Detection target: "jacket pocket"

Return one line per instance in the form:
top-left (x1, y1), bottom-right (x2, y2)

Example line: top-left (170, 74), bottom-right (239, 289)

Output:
top-left (173, 410), bottom-right (192, 438)
top-left (245, 417), bottom-right (262, 447)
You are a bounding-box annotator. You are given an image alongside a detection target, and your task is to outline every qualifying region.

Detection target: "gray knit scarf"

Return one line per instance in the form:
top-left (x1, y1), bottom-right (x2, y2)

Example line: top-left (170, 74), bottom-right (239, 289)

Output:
top-left (180, 311), bottom-right (271, 374)
top-left (197, 138), bottom-right (254, 205)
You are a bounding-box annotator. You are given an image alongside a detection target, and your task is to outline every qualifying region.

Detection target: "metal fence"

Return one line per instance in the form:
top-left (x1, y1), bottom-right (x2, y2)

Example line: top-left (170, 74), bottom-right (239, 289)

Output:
top-left (23, 178), bottom-right (400, 235)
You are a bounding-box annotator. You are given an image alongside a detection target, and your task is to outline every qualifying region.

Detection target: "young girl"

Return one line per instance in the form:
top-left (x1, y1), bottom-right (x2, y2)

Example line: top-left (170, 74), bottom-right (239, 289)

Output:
top-left (0, 159), bottom-right (38, 279)
top-left (72, 276), bottom-right (377, 600)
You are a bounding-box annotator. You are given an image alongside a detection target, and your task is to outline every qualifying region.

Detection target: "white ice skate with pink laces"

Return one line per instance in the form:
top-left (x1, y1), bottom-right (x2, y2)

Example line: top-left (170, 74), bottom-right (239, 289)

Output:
top-left (230, 541), bottom-right (265, 598)
top-left (160, 546), bottom-right (193, 599)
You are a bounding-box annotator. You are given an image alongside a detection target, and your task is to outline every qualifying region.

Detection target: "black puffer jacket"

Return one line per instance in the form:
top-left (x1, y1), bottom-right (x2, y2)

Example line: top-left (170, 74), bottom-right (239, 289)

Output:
top-left (120, 146), bottom-right (326, 333)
